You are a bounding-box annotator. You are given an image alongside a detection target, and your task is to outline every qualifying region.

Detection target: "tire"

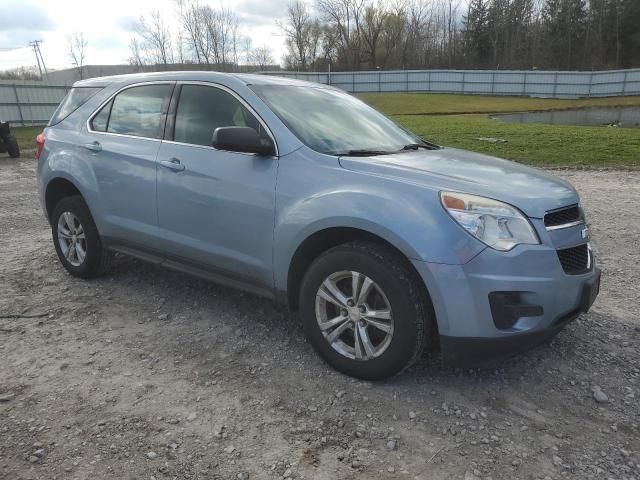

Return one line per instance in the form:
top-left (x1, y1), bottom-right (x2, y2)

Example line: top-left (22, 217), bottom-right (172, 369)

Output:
top-left (299, 241), bottom-right (435, 380)
top-left (5, 134), bottom-right (20, 158)
top-left (51, 195), bottom-right (113, 279)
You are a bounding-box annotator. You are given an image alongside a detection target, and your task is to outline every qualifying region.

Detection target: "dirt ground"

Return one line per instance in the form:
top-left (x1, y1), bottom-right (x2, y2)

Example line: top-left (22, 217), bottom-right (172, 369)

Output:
top-left (1, 155), bottom-right (638, 480)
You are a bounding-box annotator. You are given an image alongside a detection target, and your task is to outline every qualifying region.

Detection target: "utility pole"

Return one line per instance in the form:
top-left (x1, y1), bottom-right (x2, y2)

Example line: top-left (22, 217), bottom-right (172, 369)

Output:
top-left (30, 41), bottom-right (43, 77)
top-left (29, 40), bottom-right (48, 80)
top-left (35, 40), bottom-right (48, 80)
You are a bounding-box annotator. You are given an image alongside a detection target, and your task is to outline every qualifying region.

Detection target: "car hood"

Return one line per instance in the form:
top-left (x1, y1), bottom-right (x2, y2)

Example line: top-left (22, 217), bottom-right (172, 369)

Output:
top-left (338, 147), bottom-right (578, 218)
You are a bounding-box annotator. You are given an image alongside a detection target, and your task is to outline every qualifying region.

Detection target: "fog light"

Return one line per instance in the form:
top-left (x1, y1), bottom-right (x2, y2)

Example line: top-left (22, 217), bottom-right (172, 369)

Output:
top-left (488, 292), bottom-right (544, 330)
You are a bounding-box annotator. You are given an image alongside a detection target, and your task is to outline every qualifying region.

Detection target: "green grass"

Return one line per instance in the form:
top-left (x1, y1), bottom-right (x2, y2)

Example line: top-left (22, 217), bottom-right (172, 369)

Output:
top-left (11, 126), bottom-right (42, 151)
top-left (357, 93), bottom-right (640, 167)
top-left (358, 92), bottom-right (640, 115)
top-left (396, 114), bottom-right (640, 167)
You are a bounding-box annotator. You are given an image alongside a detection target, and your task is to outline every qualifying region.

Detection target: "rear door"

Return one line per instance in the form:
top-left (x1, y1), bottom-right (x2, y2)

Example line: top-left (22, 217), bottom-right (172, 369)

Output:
top-left (155, 82), bottom-right (278, 291)
top-left (85, 82), bottom-right (174, 247)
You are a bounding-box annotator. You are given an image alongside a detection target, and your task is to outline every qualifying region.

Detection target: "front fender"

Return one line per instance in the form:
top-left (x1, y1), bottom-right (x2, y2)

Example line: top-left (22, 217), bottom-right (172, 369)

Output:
top-left (273, 166), bottom-right (485, 292)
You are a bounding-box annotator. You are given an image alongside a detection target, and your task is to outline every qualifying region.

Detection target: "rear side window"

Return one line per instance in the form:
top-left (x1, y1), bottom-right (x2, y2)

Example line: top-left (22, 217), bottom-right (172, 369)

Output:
top-left (90, 84), bottom-right (172, 139)
top-left (49, 87), bottom-right (102, 126)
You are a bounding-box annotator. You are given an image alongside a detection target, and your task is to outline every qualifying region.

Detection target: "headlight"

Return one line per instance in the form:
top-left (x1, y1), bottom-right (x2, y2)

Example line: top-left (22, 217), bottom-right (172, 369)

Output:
top-left (440, 192), bottom-right (539, 251)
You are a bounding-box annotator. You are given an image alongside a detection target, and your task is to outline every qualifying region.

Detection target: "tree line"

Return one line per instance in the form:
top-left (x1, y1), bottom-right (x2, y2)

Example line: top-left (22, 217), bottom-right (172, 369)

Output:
top-left (127, 0), bottom-right (639, 72)
top-left (280, 0), bottom-right (639, 71)
top-left (2, 0), bottom-right (638, 78)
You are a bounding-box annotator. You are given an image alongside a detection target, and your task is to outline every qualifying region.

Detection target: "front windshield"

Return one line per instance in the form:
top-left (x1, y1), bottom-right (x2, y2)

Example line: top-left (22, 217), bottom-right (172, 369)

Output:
top-left (250, 84), bottom-right (423, 155)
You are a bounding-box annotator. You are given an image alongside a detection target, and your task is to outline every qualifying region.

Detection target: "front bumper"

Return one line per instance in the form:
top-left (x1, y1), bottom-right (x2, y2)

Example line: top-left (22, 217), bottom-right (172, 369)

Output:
top-left (439, 268), bottom-right (600, 365)
top-left (412, 239), bottom-right (601, 366)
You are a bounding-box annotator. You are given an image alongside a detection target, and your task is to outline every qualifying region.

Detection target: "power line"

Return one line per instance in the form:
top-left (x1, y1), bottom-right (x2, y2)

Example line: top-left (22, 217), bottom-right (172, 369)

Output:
top-left (0, 58), bottom-right (33, 65)
top-left (0, 46), bottom-right (29, 52)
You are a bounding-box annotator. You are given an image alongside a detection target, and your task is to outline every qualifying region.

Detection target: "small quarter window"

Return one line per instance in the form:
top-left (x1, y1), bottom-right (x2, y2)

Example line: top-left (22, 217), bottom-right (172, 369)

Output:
top-left (90, 99), bottom-right (112, 132)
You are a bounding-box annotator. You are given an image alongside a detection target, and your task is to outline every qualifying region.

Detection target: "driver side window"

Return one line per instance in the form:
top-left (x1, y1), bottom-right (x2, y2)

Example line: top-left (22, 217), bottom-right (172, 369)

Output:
top-left (174, 84), bottom-right (264, 148)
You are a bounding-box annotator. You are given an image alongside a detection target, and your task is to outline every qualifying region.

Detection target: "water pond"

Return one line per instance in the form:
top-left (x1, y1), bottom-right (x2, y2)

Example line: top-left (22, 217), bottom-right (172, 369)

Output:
top-left (492, 106), bottom-right (640, 129)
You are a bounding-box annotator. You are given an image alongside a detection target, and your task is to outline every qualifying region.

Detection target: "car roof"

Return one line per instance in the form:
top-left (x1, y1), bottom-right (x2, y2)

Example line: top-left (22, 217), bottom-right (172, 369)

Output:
top-left (73, 71), bottom-right (326, 89)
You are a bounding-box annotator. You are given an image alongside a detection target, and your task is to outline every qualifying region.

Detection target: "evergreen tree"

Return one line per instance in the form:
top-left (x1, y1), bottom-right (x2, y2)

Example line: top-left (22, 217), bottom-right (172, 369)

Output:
top-left (543, 0), bottom-right (588, 69)
top-left (463, 0), bottom-right (491, 67)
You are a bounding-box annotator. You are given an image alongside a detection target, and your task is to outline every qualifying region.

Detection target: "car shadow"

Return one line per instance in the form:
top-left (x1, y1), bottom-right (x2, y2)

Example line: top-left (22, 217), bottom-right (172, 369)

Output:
top-left (99, 252), bottom-right (590, 389)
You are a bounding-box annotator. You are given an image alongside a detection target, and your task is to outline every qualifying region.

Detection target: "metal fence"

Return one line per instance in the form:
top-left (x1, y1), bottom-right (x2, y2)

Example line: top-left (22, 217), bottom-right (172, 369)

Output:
top-left (265, 68), bottom-right (640, 98)
top-left (0, 81), bottom-right (68, 125)
top-left (2, 68), bottom-right (639, 126)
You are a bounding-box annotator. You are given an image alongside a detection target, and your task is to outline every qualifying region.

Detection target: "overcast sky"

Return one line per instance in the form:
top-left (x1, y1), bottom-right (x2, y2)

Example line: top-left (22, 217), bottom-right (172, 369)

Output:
top-left (0, 0), bottom-right (289, 71)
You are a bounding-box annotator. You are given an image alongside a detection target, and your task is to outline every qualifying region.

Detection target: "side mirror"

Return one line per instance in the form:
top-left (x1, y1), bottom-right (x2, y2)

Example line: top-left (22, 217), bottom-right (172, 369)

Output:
top-left (212, 126), bottom-right (274, 156)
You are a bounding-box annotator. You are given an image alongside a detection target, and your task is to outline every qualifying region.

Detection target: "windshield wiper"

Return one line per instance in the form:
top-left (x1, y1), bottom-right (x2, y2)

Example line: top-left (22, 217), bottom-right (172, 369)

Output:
top-left (332, 142), bottom-right (439, 156)
top-left (401, 141), bottom-right (440, 151)
top-left (334, 149), bottom-right (394, 156)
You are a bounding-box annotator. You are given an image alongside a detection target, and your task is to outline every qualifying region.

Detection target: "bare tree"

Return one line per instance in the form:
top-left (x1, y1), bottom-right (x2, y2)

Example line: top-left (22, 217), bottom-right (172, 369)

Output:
top-left (214, 6), bottom-right (239, 67)
top-left (136, 10), bottom-right (174, 65)
top-left (403, 0), bottom-right (432, 67)
top-left (176, 0), bottom-right (203, 63)
top-left (360, 3), bottom-right (386, 68)
top-left (67, 33), bottom-right (87, 79)
top-left (177, 3), bottom-right (240, 68)
top-left (128, 37), bottom-right (145, 68)
top-left (380, 4), bottom-right (406, 68)
top-left (231, 22), bottom-right (240, 69)
top-left (316, 0), bottom-right (367, 69)
top-left (280, 1), bottom-right (313, 69)
top-left (251, 45), bottom-right (275, 70)
top-left (242, 35), bottom-right (253, 65)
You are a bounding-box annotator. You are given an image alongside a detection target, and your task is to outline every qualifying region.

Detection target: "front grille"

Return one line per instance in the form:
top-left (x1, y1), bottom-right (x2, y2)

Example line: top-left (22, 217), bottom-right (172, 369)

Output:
top-left (557, 244), bottom-right (590, 275)
top-left (544, 205), bottom-right (581, 228)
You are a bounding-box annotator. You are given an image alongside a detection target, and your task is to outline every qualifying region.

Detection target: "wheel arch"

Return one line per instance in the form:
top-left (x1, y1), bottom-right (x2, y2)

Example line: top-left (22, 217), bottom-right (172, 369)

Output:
top-left (285, 226), bottom-right (435, 327)
top-left (44, 177), bottom-right (84, 222)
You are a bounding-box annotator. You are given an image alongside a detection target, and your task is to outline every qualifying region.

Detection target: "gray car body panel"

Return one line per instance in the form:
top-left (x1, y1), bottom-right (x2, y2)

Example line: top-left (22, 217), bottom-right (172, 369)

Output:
top-left (339, 148), bottom-right (579, 218)
top-left (37, 71), bottom-right (599, 358)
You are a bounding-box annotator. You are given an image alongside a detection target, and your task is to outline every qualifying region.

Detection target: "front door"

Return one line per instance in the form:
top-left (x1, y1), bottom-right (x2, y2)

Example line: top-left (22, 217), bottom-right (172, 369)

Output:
top-left (156, 83), bottom-right (278, 290)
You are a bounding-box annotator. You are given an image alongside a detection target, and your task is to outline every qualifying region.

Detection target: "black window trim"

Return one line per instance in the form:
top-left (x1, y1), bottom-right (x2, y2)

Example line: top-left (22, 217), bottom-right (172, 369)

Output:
top-left (86, 81), bottom-right (176, 141)
top-left (163, 80), bottom-right (278, 157)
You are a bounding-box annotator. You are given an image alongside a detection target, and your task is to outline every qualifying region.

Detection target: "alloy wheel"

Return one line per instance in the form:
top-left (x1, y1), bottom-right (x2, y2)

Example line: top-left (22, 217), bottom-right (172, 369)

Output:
top-left (57, 211), bottom-right (87, 267)
top-left (315, 270), bottom-right (394, 361)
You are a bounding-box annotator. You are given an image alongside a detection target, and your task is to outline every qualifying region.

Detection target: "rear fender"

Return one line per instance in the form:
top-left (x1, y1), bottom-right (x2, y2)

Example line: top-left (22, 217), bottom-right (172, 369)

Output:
top-left (38, 128), bottom-right (107, 233)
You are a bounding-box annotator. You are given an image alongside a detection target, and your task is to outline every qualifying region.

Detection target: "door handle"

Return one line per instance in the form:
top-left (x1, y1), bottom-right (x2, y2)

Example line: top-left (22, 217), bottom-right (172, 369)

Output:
top-left (84, 141), bottom-right (102, 152)
top-left (160, 158), bottom-right (185, 172)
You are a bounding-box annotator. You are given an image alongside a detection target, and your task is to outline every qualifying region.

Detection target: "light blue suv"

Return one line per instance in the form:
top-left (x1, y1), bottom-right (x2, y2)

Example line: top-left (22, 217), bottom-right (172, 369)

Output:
top-left (37, 72), bottom-right (600, 380)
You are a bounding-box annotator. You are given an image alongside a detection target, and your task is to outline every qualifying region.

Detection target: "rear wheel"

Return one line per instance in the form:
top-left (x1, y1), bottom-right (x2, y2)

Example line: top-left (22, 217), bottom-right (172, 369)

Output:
top-left (299, 241), bottom-right (435, 380)
top-left (51, 196), bottom-right (112, 279)
top-left (5, 134), bottom-right (19, 158)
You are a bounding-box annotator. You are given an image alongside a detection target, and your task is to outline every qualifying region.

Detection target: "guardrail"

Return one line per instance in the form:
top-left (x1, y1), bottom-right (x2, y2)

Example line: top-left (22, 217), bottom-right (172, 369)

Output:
top-left (2, 68), bottom-right (639, 126)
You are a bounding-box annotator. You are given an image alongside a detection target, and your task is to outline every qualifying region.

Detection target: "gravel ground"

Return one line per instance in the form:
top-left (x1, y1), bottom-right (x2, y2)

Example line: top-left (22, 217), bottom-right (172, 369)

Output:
top-left (1, 155), bottom-right (639, 480)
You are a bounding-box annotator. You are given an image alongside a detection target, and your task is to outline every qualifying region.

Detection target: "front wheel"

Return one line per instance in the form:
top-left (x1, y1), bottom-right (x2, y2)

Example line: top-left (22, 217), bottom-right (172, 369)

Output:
top-left (299, 242), bottom-right (435, 380)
